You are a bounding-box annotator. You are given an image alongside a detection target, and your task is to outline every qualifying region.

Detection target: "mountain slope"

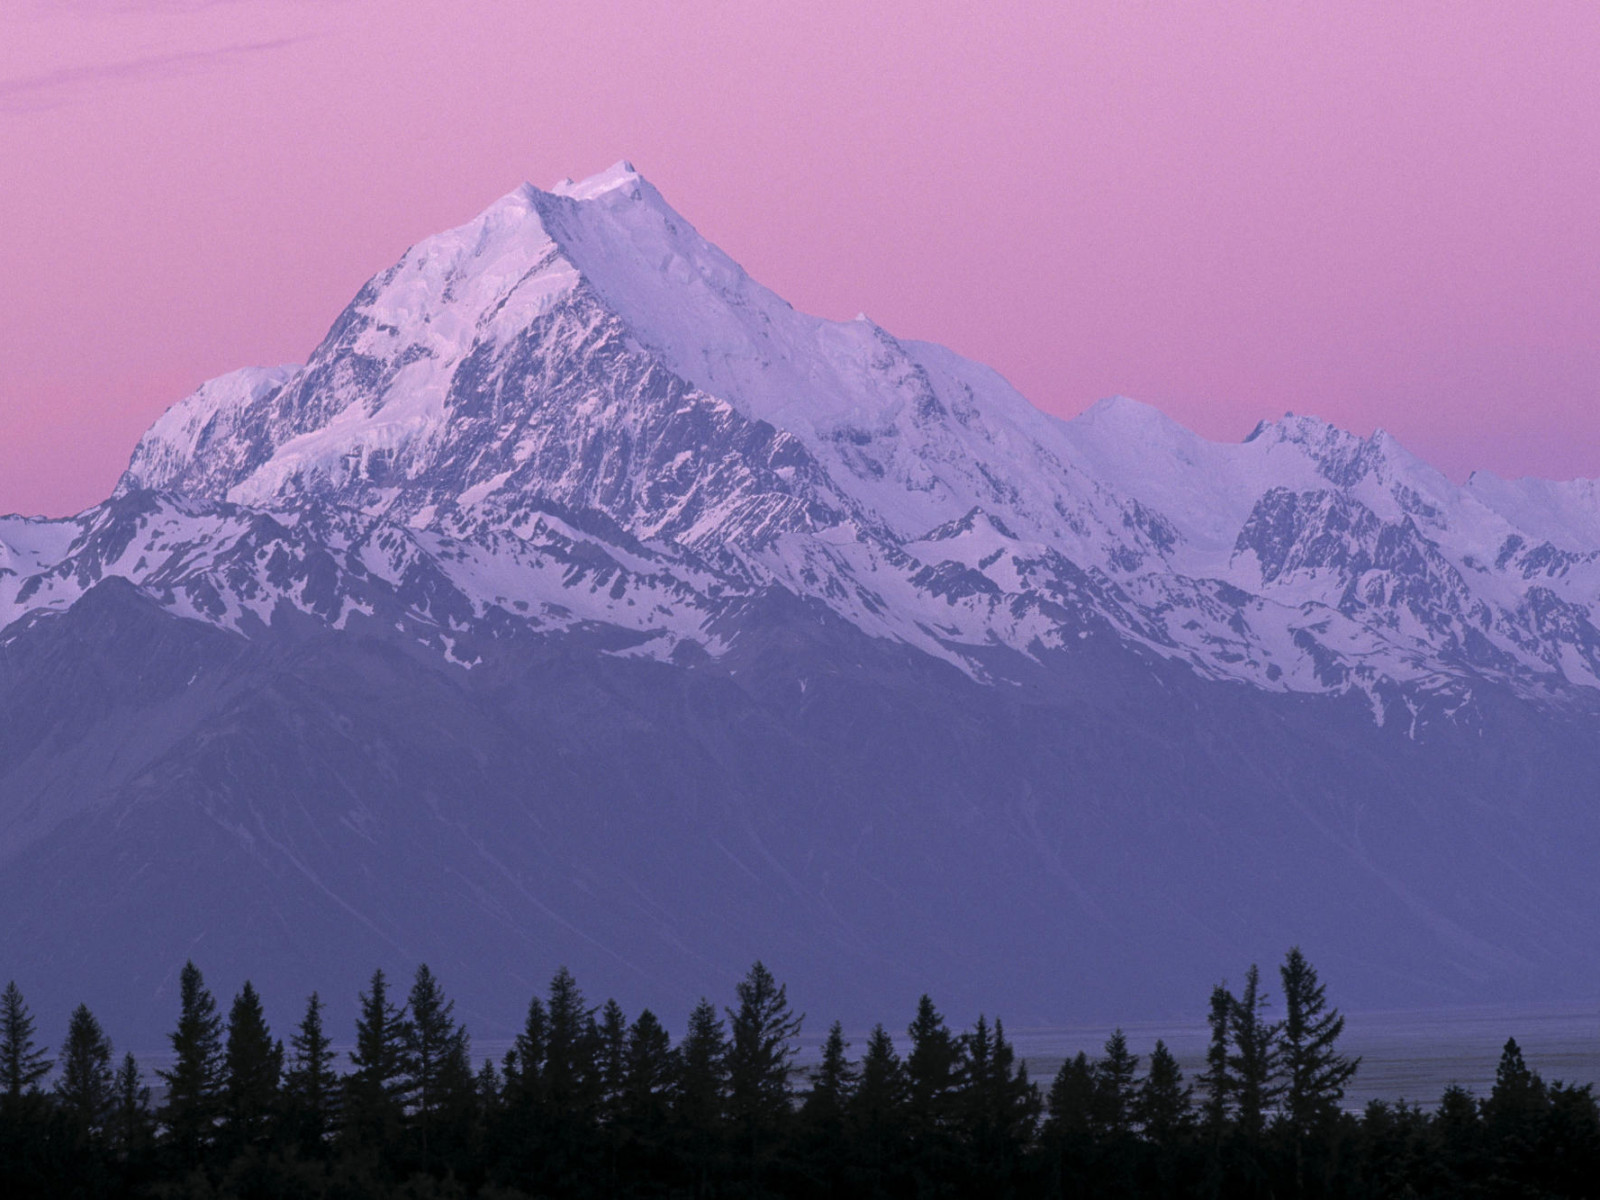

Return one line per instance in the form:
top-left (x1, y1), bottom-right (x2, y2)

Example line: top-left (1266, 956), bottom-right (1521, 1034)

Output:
top-left (6, 163), bottom-right (1600, 1043)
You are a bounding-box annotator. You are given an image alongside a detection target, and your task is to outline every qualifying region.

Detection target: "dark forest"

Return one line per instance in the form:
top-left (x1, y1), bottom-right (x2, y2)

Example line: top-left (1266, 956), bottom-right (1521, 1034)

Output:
top-left (2, 948), bottom-right (1595, 1199)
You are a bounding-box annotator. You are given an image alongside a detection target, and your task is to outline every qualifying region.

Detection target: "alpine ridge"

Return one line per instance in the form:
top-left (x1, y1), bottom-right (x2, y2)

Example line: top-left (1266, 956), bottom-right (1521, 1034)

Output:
top-left (6, 163), bottom-right (1600, 1045)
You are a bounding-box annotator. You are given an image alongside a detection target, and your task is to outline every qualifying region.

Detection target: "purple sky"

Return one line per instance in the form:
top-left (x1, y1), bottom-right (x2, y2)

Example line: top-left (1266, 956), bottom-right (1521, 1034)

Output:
top-left (2, 1), bottom-right (1597, 517)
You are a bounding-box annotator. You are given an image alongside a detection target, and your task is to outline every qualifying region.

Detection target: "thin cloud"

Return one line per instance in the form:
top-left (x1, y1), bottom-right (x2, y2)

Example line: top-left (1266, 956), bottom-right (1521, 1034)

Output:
top-left (0, 35), bottom-right (311, 114)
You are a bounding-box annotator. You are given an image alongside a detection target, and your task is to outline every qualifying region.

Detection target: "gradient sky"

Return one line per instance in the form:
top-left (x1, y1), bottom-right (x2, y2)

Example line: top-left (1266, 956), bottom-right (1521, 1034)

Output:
top-left (2, 1), bottom-right (1597, 516)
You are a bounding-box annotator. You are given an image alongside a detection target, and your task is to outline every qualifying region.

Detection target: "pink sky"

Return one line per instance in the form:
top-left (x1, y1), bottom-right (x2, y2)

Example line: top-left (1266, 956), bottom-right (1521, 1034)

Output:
top-left (1, 1), bottom-right (1597, 517)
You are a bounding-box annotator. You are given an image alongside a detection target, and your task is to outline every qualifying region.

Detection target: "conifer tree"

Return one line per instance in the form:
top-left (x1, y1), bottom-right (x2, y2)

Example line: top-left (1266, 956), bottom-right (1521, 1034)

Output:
top-left (55, 1003), bottom-right (116, 1137)
top-left (282, 992), bottom-right (339, 1155)
top-left (905, 993), bottom-right (960, 1186)
top-left (1093, 1028), bottom-right (1140, 1138)
top-left (798, 1020), bottom-right (855, 1191)
top-left (1279, 948), bottom-right (1358, 1130)
top-left (1482, 1036), bottom-right (1549, 1184)
top-left (674, 996), bottom-right (729, 1198)
top-left (1042, 1052), bottom-right (1098, 1198)
top-left (1134, 1039), bottom-right (1193, 1147)
top-left (500, 993), bottom-right (547, 1113)
top-left (959, 1016), bottom-right (1040, 1188)
top-left (0, 980), bottom-right (51, 1105)
top-left (595, 994), bottom-right (629, 1190)
top-left (800, 1020), bottom-right (855, 1135)
top-left (402, 964), bottom-right (474, 1164)
top-left (345, 967), bottom-right (410, 1153)
top-left (542, 967), bottom-right (598, 1116)
top-left (1279, 947), bottom-right (1358, 1193)
top-left (518, 966), bottom-right (601, 1193)
top-left (617, 1009), bottom-right (675, 1181)
top-left (1228, 964), bottom-right (1282, 1139)
top-left (725, 960), bottom-right (802, 1185)
top-left (221, 980), bottom-right (283, 1153)
top-left (1199, 983), bottom-right (1236, 1135)
top-left (1433, 1082), bottom-right (1484, 1188)
top-left (849, 1024), bottom-right (908, 1192)
top-left (112, 1052), bottom-right (153, 1159)
top-left (158, 961), bottom-right (225, 1163)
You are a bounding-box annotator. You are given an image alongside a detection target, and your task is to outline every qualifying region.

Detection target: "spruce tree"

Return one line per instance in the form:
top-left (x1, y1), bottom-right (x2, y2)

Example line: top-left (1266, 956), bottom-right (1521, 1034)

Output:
top-left (1093, 1029), bottom-right (1140, 1138)
top-left (800, 1020), bottom-right (855, 1135)
top-left (1228, 964), bottom-right (1282, 1139)
top-left (0, 980), bottom-right (51, 1104)
top-left (1134, 1039), bottom-right (1193, 1147)
top-left (674, 996), bottom-right (729, 1198)
top-left (111, 1052), bottom-right (154, 1162)
top-left (1279, 948), bottom-right (1358, 1129)
top-left (282, 992), bottom-right (339, 1155)
top-left (345, 967), bottom-right (410, 1153)
top-left (221, 980), bottom-right (283, 1153)
top-left (1279, 947), bottom-right (1358, 1193)
top-left (54, 1003), bottom-right (116, 1137)
top-left (849, 1024), bottom-right (908, 1192)
top-left (798, 1021), bottom-right (855, 1192)
top-left (905, 993), bottom-right (960, 1187)
top-left (157, 960), bottom-right (225, 1163)
top-left (1042, 1052), bottom-right (1098, 1197)
top-left (958, 1016), bottom-right (1040, 1189)
top-left (493, 992), bottom-right (548, 1179)
top-left (1199, 983), bottom-right (1236, 1135)
top-left (402, 963), bottom-right (474, 1164)
top-left (1481, 1036), bottom-right (1549, 1185)
top-left (617, 1009), bottom-right (675, 1182)
top-left (724, 960), bottom-right (802, 1185)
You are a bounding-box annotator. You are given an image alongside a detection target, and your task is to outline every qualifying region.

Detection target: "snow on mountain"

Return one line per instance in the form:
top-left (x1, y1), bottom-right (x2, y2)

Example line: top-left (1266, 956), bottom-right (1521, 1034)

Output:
top-left (13, 162), bottom-right (1600, 717)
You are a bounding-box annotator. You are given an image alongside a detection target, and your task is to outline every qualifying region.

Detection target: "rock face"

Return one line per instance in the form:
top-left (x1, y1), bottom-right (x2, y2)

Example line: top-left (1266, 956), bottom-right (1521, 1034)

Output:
top-left (6, 163), bottom-right (1600, 1046)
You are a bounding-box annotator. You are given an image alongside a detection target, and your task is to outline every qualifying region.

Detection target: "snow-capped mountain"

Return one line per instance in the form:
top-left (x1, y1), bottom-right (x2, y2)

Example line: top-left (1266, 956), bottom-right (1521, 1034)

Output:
top-left (2, 162), bottom-right (1594, 721)
top-left (6, 163), bottom-right (1600, 1044)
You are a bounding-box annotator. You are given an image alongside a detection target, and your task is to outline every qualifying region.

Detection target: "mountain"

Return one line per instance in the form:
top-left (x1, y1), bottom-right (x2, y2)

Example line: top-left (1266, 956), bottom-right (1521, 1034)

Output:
top-left (6, 162), bottom-right (1600, 1048)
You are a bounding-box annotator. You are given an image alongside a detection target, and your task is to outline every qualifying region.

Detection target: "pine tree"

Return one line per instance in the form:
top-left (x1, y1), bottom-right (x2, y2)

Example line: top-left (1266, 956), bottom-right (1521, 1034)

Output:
top-left (724, 960), bottom-right (802, 1186)
top-left (1093, 1029), bottom-right (1140, 1138)
top-left (1042, 1052), bottom-right (1098, 1199)
top-left (596, 997), bottom-right (628, 1115)
top-left (221, 980), bottom-right (283, 1152)
top-left (1279, 948), bottom-right (1358, 1129)
top-left (849, 1024), bottom-right (908, 1192)
top-left (1198, 983), bottom-right (1236, 1135)
top-left (1136, 1039), bottom-right (1193, 1199)
top-left (798, 1020), bottom-right (855, 1192)
top-left (345, 967), bottom-right (410, 1153)
top-left (1134, 1039), bottom-right (1192, 1147)
top-left (617, 1009), bottom-right (675, 1182)
top-left (1228, 964), bottom-right (1281, 1139)
top-left (54, 1003), bottom-right (116, 1138)
top-left (905, 993), bottom-right (960, 1188)
top-left (674, 996), bottom-right (729, 1199)
top-left (500, 967), bottom-right (602, 1194)
top-left (498, 992), bottom-right (545, 1116)
top-left (800, 1020), bottom-right (855, 1135)
top-left (594, 995), bottom-right (628, 1190)
top-left (1482, 1036), bottom-right (1549, 1186)
top-left (492, 992), bottom-right (548, 1180)
top-left (282, 992), bottom-right (339, 1155)
top-left (0, 980), bottom-right (51, 1105)
top-left (1278, 947), bottom-right (1358, 1194)
top-left (958, 1016), bottom-right (1040, 1190)
top-left (157, 960), bottom-right (225, 1163)
top-left (403, 963), bottom-right (474, 1165)
top-left (111, 1052), bottom-right (154, 1160)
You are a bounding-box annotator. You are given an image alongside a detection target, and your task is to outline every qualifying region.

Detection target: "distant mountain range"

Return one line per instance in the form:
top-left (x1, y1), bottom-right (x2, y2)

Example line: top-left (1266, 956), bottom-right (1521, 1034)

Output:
top-left (6, 162), bottom-right (1600, 1048)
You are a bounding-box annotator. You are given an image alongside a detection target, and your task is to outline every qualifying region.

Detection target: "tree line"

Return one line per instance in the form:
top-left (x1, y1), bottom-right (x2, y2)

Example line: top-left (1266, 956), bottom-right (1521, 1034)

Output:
top-left (1, 947), bottom-right (1596, 1198)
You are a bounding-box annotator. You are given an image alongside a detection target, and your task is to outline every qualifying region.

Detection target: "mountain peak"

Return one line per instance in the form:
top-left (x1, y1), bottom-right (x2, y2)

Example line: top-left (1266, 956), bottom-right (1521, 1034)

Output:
top-left (549, 159), bottom-right (644, 202)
